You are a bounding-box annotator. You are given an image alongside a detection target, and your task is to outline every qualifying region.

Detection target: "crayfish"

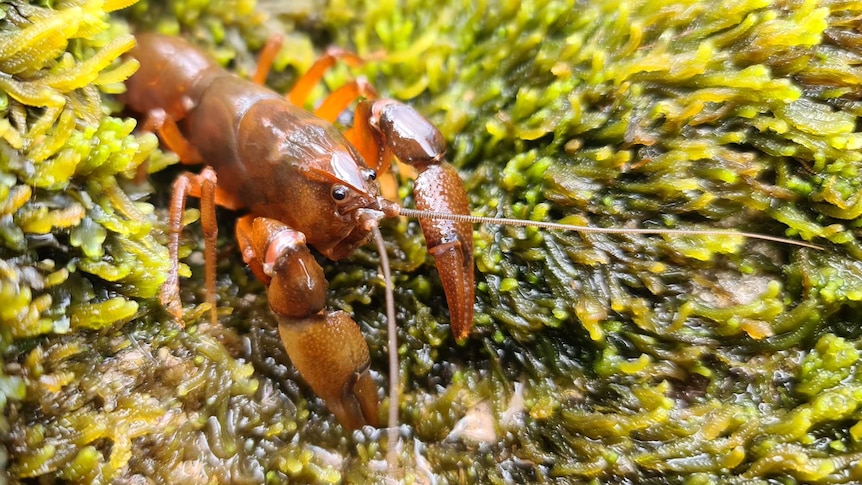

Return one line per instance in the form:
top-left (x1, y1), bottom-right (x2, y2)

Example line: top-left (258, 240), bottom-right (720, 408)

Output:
top-left (123, 33), bottom-right (821, 438)
top-left (123, 33), bottom-right (473, 431)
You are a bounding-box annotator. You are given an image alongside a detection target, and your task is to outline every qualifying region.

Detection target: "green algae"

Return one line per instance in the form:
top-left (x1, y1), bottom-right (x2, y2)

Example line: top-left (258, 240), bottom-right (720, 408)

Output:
top-left (3, 0), bottom-right (862, 483)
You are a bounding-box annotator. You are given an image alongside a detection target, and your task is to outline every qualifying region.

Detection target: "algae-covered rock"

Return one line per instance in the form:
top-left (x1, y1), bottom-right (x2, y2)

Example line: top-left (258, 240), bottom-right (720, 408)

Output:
top-left (3, 0), bottom-right (862, 483)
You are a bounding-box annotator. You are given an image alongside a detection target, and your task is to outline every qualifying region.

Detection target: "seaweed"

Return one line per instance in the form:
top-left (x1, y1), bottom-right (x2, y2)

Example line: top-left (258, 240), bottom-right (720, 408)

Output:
top-left (3, 0), bottom-right (862, 483)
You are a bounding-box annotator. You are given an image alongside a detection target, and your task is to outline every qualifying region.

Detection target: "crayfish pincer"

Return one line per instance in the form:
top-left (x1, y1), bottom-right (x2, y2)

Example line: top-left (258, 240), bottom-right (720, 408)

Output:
top-left (123, 33), bottom-right (474, 429)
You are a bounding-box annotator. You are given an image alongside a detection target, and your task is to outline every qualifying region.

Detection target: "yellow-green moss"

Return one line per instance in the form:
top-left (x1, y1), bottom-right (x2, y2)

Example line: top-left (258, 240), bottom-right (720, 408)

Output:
top-left (4, 0), bottom-right (862, 483)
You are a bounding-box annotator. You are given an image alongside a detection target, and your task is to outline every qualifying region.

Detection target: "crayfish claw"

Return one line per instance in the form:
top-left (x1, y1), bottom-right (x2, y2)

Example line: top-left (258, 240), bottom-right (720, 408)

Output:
top-left (339, 363), bottom-right (380, 430)
top-left (427, 237), bottom-right (475, 340)
top-left (360, 99), bottom-right (477, 339)
top-left (277, 311), bottom-right (380, 429)
top-left (413, 162), bottom-right (476, 340)
top-left (240, 217), bottom-right (379, 429)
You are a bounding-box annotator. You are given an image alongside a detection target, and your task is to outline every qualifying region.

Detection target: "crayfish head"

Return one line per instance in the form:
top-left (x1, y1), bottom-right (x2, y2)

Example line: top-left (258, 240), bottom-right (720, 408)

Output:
top-left (316, 195), bottom-right (401, 262)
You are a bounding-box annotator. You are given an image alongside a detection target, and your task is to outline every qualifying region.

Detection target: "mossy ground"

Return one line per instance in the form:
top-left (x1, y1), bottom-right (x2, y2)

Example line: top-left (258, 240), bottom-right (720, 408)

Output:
top-left (3, 0), bottom-right (862, 483)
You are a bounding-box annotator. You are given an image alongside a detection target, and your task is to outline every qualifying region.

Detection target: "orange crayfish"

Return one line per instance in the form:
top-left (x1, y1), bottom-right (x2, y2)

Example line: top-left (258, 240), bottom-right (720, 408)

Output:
top-left (123, 33), bottom-right (474, 430)
top-left (123, 33), bottom-right (823, 435)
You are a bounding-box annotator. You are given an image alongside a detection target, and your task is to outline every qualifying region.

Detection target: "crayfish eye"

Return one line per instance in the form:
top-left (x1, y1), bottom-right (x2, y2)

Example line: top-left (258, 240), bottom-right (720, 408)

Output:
top-left (331, 185), bottom-right (349, 201)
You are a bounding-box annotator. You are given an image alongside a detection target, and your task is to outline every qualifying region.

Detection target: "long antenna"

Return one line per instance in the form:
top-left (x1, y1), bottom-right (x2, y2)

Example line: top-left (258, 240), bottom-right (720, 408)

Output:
top-left (397, 208), bottom-right (824, 250)
top-left (371, 226), bottom-right (400, 473)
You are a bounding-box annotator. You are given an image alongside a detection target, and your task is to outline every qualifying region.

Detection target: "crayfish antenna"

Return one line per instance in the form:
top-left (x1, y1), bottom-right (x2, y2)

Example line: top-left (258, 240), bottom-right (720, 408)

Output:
top-left (398, 208), bottom-right (825, 250)
top-left (371, 226), bottom-right (400, 473)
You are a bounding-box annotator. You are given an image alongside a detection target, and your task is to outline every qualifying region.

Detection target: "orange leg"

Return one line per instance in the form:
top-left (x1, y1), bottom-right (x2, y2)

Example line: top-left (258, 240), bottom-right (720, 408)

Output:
top-left (134, 110), bottom-right (203, 182)
top-left (288, 47), bottom-right (364, 108)
top-left (253, 38), bottom-right (374, 122)
top-left (343, 100), bottom-right (389, 175)
top-left (160, 167), bottom-right (219, 326)
top-left (235, 215), bottom-right (379, 429)
top-left (143, 110), bottom-right (203, 165)
top-left (252, 34), bottom-right (284, 86)
top-left (147, 105), bottom-right (248, 325)
top-left (313, 77), bottom-right (379, 122)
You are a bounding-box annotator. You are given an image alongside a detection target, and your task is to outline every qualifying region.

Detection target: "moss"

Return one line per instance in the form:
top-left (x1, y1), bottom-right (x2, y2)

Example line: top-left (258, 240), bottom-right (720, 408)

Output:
top-left (797, 333), bottom-right (859, 397)
top-left (4, 0), bottom-right (862, 483)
